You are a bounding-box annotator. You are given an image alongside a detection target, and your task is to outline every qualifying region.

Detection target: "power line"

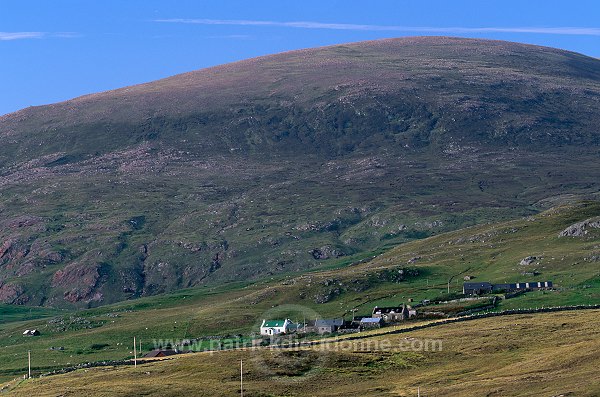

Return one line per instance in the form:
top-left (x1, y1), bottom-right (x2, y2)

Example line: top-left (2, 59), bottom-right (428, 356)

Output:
top-left (240, 359), bottom-right (244, 397)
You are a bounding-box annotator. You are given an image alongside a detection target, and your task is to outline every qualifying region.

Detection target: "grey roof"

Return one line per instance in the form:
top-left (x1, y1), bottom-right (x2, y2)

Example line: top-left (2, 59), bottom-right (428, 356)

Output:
top-left (465, 281), bottom-right (553, 289)
top-left (315, 319), bottom-right (343, 327)
top-left (463, 282), bottom-right (493, 288)
top-left (360, 317), bottom-right (382, 323)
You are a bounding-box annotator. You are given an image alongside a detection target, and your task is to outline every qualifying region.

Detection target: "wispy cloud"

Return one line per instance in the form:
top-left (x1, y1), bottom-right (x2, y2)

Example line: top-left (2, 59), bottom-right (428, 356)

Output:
top-left (0, 32), bottom-right (45, 41)
top-left (52, 32), bottom-right (81, 39)
top-left (0, 31), bottom-right (81, 41)
top-left (206, 34), bottom-right (253, 40)
top-left (154, 19), bottom-right (600, 36)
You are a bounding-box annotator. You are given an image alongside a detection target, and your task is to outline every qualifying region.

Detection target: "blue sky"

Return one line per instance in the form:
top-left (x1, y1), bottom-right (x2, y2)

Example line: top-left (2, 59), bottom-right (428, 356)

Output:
top-left (1, 0), bottom-right (599, 116)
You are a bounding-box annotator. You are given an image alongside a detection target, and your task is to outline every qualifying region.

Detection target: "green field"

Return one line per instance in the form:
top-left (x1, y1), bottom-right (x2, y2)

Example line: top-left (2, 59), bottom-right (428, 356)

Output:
top-left (0, 201), bottom-right (599, 385)
top-left (0, 305), bottom-right (62, 325)
top-left (5, 309), bottom-right (600, 396)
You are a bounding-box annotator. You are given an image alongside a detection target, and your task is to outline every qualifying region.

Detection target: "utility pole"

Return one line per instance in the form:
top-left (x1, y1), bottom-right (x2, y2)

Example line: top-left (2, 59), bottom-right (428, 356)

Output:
top-left (28, 350), bottom-right (31, 379)
top-left (418, 386), bottom-right (421, 397)
top-left (133, 336), bottom-right (137, 368)
top-left (240, 359), bottom-right (244, 397)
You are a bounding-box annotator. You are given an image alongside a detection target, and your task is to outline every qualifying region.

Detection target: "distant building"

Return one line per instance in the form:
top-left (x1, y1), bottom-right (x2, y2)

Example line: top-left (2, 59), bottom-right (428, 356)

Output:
top-left (340, 320), bottom-right (360, 331)
top-left (372, 304), bottom-right (415, 322)
top-left (463, 282), bottom-right (493, 295)
top-left (464, 281), bottom-right (553, 295)
top-left (493, 281), bottom-right (553, 292)
top-left (315, 319), bottom-right (344, 334)
top-left (359, 317), bottom-right (382, 329)
top-left (260, 319), bottom-right (293, 336)
top-left (143, 349), bottom-right (179, 358)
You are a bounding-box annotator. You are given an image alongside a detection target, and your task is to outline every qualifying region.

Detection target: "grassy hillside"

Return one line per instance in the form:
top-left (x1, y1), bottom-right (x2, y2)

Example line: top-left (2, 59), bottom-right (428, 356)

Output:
top-left (6, 309), bottom-right (600, 396)
top-left (1, 37), bottom-right (600, 307)
top-left (0, 305), bottom-right (61, 325)
top-left (0, 201), bottom-right (598, 383)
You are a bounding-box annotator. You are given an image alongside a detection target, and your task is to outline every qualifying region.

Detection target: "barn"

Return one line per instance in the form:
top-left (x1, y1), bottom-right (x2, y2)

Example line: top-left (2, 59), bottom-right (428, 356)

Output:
top-left (463, 282), bottom-right (493, 295)
top-left (143, 349), bottom-right (179, 358)
top-left (315, 319), bottom-right (344, 334)
top-left (464, 281), bottom-right (553, 295)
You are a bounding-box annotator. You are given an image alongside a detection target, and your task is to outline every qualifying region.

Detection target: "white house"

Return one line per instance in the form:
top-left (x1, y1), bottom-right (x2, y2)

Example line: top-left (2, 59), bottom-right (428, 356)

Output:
top-left (260, 319), bottom-right (293, 336)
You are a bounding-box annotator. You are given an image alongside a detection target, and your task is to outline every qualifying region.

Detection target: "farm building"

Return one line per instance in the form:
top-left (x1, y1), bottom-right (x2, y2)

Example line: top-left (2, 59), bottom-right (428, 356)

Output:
top-left (359, 317), bottom-right (382, 329)
top-left (144, 349), bottom-right (179, 358)
top-left (493, 281), bottom-right (553, 292)
top-left (464, 281), bottom-right (553, 295)
top-left (463, 282), bottom-right (493, 295)
top-left (260, 319), bottom-right (294, 336)
top-left (314, 319), bottom-right (344, 334)
top-left (372, 304), bottom-right (415, 322)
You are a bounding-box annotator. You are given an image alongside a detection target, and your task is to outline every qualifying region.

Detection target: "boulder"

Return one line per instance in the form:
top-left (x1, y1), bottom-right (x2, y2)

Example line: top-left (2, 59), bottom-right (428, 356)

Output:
top-left (519, 256), bottom-right (537, 266)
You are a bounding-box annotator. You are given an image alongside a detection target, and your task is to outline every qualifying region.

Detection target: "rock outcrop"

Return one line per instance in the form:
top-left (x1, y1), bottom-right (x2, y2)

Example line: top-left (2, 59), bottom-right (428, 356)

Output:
top-left (310, 246), bottom-right (345, 260)
top-left (519, 256), bottom-right (538, 266)
top-left (559, 217), bottom-right (600, 237)
top-left (52, 261), bottom-right (107, 303)
top-left (0, 282), bottom-right (27, 304)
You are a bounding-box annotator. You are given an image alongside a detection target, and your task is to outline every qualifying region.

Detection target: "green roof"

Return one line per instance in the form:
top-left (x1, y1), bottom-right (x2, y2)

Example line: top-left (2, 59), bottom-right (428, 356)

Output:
top-left (262, 320), bottom-right (287, 328)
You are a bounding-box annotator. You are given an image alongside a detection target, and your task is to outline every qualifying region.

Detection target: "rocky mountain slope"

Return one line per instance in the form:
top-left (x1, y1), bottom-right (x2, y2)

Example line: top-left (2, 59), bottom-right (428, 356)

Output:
top-left (1, 37), bottom-right (599, 307)
top-left (0, 201), bottom-right (599, 382)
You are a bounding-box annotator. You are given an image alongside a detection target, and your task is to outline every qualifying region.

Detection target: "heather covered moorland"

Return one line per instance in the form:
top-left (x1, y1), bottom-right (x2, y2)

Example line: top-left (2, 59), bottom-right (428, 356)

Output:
top-left (1, 38), bottom-right (600, 307)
